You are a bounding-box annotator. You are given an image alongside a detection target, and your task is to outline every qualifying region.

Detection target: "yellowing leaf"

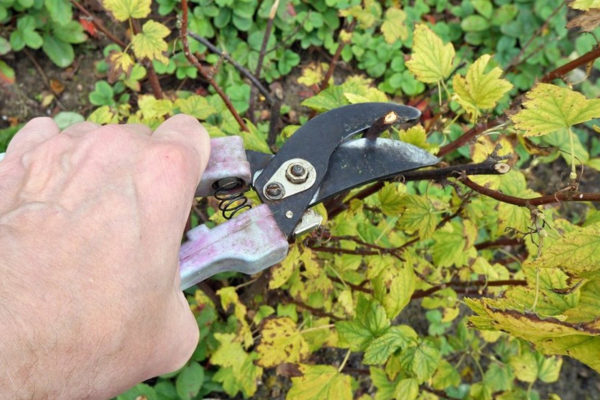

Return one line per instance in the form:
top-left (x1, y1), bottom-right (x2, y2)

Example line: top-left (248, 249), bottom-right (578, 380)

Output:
top-left (269, 245), bottom-right (299, 289)
top-left (393, 378), bottom-right (419, 400)
top-left (452, 54), bottom-right (512, 122)
top-left (395, 194), bottom-right (440, 239)
top-left (109, 51), bottom-right (134, 77)
top-left (373, 265), bottom-right (415, 319)
top-left (131, 20), bottom-right (170, 64)
top-left (137, 95), bottom-right (173, 120)
top-left (217, 287), bottom-right (253, 347)
top-left (298, 62), bottom-right (328, 87)
top-left (363, 325), bottom-right (417, 365)
top-left (398, 124), bottom-right (438, 153)
top-left (509, 351), bottom-right (537, 383)
top-left (398, 339), bottom-right (441, 383)
top-left (406, 24), bottom-right (455, 84)
top-left (174, 95), bottom-right (217, 120)
top-left (531, 221), bottom-right (600, 278)
top-left (256, 317), bottom-right (309, 367)
top-left (511, 83), bottom-right (600, 137)
top-left (88, 105), bottom-right (118, 124)
top-left (287, 364), bottom-right (352, 400)
top-left (381, 7), bottom-right (408, 44)
top-left (210, 333), bottom-right (263, 398)
top-left (103, 0), bottom-right (150, 21)
top-left (572, 0), bottom-right (600, 10)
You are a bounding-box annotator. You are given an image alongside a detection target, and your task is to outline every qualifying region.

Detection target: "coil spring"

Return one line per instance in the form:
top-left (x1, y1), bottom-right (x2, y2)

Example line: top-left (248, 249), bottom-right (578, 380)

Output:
top-left (213, 177), bottom-right (252, 219)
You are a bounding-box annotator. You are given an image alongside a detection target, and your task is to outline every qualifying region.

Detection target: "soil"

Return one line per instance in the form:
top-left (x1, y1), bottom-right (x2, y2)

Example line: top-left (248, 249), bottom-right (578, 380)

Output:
top-left (3, 42), bottom-right (600, 400)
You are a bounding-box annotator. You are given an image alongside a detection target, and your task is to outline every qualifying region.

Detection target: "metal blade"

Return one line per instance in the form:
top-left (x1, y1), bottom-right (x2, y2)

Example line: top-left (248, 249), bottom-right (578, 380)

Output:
top-left (252, 103), bottom-right (421, 237)
top-left (248, 138), bottom-right (438, 207)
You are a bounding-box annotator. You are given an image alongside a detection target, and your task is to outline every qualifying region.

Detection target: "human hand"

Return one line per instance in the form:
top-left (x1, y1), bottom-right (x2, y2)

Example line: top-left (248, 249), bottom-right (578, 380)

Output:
top-left (0, 115), bottom-right (209, 399)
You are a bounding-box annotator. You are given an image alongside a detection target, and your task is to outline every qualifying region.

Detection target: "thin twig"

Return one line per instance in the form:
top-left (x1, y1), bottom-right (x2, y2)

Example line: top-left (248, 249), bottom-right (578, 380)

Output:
top-left (319, 20), bottom-right (356, 91)
top-left (248, 0), bottom-right (279, 121)
top-left (437, 117), bottom-right (508, 157)
top-left (22, 49), bottom-right (66, 110)
top-left (71, 0), bottom-right (127, 48)
top-left (181, 0), bottom-right (248, 131)
top-left (460, 176), bottom-right (600, 206)
top-left (541, 45), bottom-right (600, 83)
top-left (475, 237), bottom-right (524, 250)
top-left (411, 279), bottom-right (527, 299)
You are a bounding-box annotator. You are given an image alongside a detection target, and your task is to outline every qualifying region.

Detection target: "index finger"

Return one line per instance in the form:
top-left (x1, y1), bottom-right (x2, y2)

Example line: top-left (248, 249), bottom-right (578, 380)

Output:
top-left (153, 114), bottom-right (210, 171)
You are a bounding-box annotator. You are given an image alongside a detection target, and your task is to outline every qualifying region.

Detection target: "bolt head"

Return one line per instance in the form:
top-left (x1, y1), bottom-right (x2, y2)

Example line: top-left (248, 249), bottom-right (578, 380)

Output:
top-left (264, 182), bottom-right (284, 199)
top-left (286, 163), bottom-right (309, 184)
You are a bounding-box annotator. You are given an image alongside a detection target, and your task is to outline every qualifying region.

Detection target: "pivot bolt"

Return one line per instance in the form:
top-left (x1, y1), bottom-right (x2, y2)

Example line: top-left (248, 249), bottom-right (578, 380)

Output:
top-left (286, 163), bottom-right (309, 184)
top-left (264, 182), bottom-right (284, 200)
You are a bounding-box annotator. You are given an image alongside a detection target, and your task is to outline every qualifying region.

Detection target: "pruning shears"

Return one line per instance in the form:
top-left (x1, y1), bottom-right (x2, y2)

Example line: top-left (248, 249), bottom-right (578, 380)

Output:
top-left (0, 103), bottom-right (439, 289)
top-left (178, 102), bottom-right (438, 289)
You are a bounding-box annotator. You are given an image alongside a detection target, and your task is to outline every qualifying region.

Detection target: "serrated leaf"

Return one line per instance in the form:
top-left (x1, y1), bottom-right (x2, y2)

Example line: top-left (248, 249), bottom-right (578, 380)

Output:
top-left (174, 95), bottom-right (217, 120)
top-left (406, 24), bottom-right (455, 84)
top-left (175, 362), bottom-right (204, 400)
top-left (370, 367), bottom-right (398, 400)
top-left (377, 183), bottom-right (406, 215)
top-left (131, 20), bottom-right (170, 64)
top-left (287, 364), bottom-right (352, 400)
top-left (399, 339), bottom-right (441, 383)
top-left (269, 245), bottom-right (299, 289)
top-left (398, 124), bottom-right (438, 153)
top-left (393, 378), bottom-right (418, 400)
top-left (298, 62), bottom-right (328, 87)
top-left (335, 296), bottom-right (390, 351)
top-left (256, 317), bottom-right (309, 367)
top-left (511, 83), bottom-right (600, 137)
top-left (380, 7), bottom-right (408, 44)
top-left (373, 266), bottom-right (415, 319)
top-left (210, 333), bottom-right (263, 397)
top-left (396, 194), bottom-right (439, 239)
top-left (452, 54), bottom-right (512, 122)
top-left (217, 287), bottom-right (253, 347)
top-left (103, 0), bottom-right (150, 21)
top-left (531, 221), bottom-right (600, 278)
top-left (572, 0), bottom-right (600, 10)
top-left (432, 360), bottom-right (461, 390)
top-left (109, 51), bottom-right (134, 76)
top-left (364, 325), bottom-right (416, 365)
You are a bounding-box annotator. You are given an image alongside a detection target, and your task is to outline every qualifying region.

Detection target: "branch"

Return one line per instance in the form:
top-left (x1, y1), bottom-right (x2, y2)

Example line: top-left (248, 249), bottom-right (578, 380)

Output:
top-left (541, 44), bottom-right (600, 83)
top-left (319, 20), bottom-right (356, 91)
top-left (475, 237), bottom-right (523, 250)
top-left (411, 279), bottom-right (527, 299)
top-left (71, 0), bottom-right (127, 48)
top-left (327, 159), bottom-right (509, 218)
top-left (437, 117), bottom-right (508, 157)
top-left (181, 0), bottom-right (249, 132)
top-left (248, 0), bottom-right (279, 120)
top-left (188, 32), bottom-right (274, 105)
top-left (460, 176), bottom-right (600, 207)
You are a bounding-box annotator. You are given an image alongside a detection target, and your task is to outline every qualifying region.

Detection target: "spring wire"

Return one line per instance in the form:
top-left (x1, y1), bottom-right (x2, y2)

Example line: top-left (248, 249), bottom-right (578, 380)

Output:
top-left (213, 178), bottom-right (252, 219)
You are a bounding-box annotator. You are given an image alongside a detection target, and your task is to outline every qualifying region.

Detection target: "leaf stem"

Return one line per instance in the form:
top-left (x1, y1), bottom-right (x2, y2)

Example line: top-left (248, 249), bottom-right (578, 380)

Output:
top-left (568, 127), bottom-right (577, 179)
top-left (338, 349), bottom-right (352, 373)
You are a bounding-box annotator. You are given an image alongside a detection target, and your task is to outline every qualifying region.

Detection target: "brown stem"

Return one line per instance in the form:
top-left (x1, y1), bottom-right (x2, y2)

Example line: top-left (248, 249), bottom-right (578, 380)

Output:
top-left (71, 0), bottom-right (127, 48)
top-left (411, 279), bottom-right (527, 299)
top-left (460, 176), bottom-right (600, 207)
top-left (437, 117), bottom-right (507, 157)
top-left (475, 237), bottom-right (524, 250)
top-left (181, 0), bottom-right (248, 131)
top-left (23, 49), bottom-right (66, 109)
top-left (319, 20), bottom-right (356, 91)
top-left (131, 19), bottom-right (163, 99)
top-left (541, 45), bottom-right (600, 83)
top-left (285, 297), bottom-right (341, 321)
top-left (248, 0), bottom-right (279, 122)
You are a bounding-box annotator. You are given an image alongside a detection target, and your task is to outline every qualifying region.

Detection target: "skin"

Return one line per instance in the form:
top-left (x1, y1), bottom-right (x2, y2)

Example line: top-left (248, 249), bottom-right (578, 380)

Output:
top-left (0, 114), bottom-right (210, 399)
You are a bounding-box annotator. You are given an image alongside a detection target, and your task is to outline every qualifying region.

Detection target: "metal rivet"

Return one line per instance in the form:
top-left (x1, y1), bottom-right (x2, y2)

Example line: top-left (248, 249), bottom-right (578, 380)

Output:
top-left (285, 210), bottom-right (293, 219)
top-left (264, 182), bottom-right (284, 200)
top-left (286, 163), bottom-right (309, 184)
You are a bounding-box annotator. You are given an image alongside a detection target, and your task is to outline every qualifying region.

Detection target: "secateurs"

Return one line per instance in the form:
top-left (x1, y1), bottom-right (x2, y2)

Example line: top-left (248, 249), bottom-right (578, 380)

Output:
top-left (178, 102), bottom-right (439, 289)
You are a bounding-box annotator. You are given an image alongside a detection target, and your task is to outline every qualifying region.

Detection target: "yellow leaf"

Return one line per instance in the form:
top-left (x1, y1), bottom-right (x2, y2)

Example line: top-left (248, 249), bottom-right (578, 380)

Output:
top-left (269, 245), bottom-right (299, 289)
top-left (109, 51), bottom-right (134, 75)
top-left (572, 0), bottom-right (600, 10)
top-left (256, 317), bottom-right (309, 367)
top-left (373, 265), bottom-right (415, 319)
top-left (298, 62), bottom-right (328, 87)
top-left (287, 364), bottom-right (353, 400)
top-left (381, 7), bottom-right (408, 44)
top-left (217, 287), bottom-right (253, 347)
top-left (88, 105), bottom-right (118, 124)
top-left (102, 0), bottom-right (150, 21)
top-left (406, 24), bottom-right (455, 84)
top-left (174, 95), bottom-right (217, 120)
top-left (137, 94), bottom-right (173, 120)
top-left (471, 135), bottom-right (513, 163)
top-left (398, 124), bottom-right (438, 153)
top-left (511, 83), bottom-right (600, 137)
top-left (131, 20), bottom-right (170, 64)
top-left (452, 54), bottom-right (512, 122)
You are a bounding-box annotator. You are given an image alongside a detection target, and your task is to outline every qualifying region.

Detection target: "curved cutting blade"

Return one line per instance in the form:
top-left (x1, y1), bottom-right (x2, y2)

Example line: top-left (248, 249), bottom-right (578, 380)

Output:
top-left (253, 102), bottom-right (421, 238)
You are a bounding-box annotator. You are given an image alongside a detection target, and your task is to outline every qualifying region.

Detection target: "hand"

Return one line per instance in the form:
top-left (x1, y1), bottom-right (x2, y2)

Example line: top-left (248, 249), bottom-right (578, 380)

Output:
top-left (0, 115), bottom-right (209, 399)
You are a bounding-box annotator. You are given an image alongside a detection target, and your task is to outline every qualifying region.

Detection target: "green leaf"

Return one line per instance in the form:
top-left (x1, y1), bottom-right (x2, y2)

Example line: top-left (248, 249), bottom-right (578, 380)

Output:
top-left (432, 360), bottom-right (461, 390)
top-left (364, 325), bottom-right (417, 365)
top-left (370, 367), bottom-right (398, 400)
top-left (471, 0), bottom-right (493, 18)
top-left (174, 95), bottom-right (217, 120)
top-left (53, 111), bottom-right (84, 130)
top-left (287, 364), bottom-right (352, 400)
top-left (0, 60), bottom-right (15, 85)
top-left (395, 194), bottom-right (439, 239)
top-left (377, 183), bottom-right (405, 216)
top-left (0, 37), bottom-right (10, 55)
top-left (373, 265), bottom-right (415, 319)
top-left (461, 15), bottom-right (489, 32)
top-left (52, 20), bottom-right (87, 44)
top-left (509, 351), bottom-right (537, 383)
top-left (131, 20), bottom-right (170, 63)
top-left (380, 7), bottom-right (408, 44)
top-left (511, 83), bottom-right (600, 137)
top-left (102, 0), bottom-right (151, 21)
top-left (452, 54), bottom-right (513, 122)
top-left (89, 80), bottom-right (114, 106)
top-left (301, 85), bottom-right (346, 112)
top-left (399, 339), bottom-right (441, 383)
top-left (175, 362), bottom-right (204, 400)
top-left (483, 363), bottom-right (513, 392)
top-left (45, 0), bottom-right (72, 25)
top-left (393, 378), bottom-right (418, 400)
top-left (116, 383), bottom-right (158, 400)
top-left (42, 34), bottom-right (74, 68)
top-left (406, 24), bottom-right (455, 84)
top-left (335, 296), bottom-right (390, 351)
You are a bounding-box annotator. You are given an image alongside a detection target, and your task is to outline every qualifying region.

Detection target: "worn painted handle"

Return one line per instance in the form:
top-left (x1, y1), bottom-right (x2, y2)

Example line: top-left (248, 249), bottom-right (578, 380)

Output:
top-left (179, 204), bottom-right (288, 289)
